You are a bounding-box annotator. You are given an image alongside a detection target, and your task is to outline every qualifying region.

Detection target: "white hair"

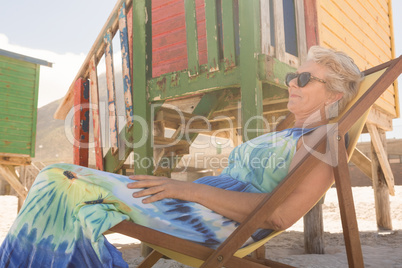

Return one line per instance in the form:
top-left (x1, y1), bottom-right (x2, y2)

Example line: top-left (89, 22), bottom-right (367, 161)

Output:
top-left (307, 46), bottom-right (363, 118)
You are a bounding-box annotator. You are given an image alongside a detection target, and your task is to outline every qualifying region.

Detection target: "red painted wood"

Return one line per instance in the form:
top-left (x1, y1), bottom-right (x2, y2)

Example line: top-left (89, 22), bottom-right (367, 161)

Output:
top-left (151, 0), bottom-right (208, 77)
top-left (73, 78), bottom-right (90, 167)
top-left (126, 0), bottom-right (209, 77)
top-left (304, 0), bottom-right (320, 49)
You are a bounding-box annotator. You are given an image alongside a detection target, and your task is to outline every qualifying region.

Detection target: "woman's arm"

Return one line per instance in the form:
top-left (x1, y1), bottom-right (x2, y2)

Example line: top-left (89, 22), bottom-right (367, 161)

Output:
top-left (127, 175), bottom-right (272, 227)
top-left (128, 127), bottom-right (336, 231)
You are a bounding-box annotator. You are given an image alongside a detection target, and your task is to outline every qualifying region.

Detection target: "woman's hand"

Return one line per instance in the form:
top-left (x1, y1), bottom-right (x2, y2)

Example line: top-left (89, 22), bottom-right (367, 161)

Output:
top-left (127, 175), bottom-right (194, 204)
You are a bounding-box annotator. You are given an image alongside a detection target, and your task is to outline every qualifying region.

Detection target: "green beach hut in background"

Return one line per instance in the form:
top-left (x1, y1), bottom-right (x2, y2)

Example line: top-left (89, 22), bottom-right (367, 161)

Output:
top-left (0, 48), bottom-right (52, 207)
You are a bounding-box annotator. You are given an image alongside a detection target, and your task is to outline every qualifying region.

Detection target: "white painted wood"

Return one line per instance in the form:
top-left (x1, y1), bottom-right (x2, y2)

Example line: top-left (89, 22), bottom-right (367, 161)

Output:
top-left (295, 0), bottom-right (307, 63)
top-left (273, 0), bottom-right (286, 62)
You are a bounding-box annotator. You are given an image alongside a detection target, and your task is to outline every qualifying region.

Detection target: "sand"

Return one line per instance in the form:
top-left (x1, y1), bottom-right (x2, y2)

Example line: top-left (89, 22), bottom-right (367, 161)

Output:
top-left (1, 186), bottom-right (401, 267)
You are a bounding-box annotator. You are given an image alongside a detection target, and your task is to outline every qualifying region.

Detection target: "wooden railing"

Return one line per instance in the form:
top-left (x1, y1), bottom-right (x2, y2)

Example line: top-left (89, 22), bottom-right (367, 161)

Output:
top-left (54, 0), bottom-right (306, 173)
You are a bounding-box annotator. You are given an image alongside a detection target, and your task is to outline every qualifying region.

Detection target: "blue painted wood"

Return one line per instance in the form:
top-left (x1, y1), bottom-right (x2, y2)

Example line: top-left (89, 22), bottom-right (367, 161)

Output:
top-left (119, 2), bottom-right (134, 128)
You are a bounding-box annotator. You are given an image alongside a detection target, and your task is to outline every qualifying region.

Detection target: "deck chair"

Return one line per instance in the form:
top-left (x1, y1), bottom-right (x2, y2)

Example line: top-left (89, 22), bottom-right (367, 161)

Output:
top-left (110, 56), bottom-right (402, 268)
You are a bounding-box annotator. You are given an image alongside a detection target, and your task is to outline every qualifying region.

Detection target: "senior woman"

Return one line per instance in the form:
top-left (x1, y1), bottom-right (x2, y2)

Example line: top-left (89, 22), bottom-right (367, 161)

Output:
top-left (0, 46), bottom-right (361, 267)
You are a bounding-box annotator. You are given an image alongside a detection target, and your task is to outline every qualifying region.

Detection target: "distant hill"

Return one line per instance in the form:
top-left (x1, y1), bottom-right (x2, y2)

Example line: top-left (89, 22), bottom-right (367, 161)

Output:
top-left (33, 98), bottom-right (74, 163)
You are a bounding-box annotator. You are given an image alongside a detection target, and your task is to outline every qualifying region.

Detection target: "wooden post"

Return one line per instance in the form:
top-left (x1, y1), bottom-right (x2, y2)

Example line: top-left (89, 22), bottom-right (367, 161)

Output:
top-left (369, 127), bottom-right (393, 230)
top-left (73, 78), bottom-right (90, 167)
top-left (18, 166), bottom-right (27, 211)
top-left (303, 198), bottom-right (325, 254)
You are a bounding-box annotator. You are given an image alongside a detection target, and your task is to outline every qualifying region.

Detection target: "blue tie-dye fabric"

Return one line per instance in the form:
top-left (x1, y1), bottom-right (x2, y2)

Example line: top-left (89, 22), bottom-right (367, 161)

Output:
top-left (0, 128), bottom-right (313, 267)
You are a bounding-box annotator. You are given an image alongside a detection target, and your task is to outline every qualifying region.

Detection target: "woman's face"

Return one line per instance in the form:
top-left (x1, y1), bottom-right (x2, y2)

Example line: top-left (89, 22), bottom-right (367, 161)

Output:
top-left (287, 60), bottom-right (335, 121)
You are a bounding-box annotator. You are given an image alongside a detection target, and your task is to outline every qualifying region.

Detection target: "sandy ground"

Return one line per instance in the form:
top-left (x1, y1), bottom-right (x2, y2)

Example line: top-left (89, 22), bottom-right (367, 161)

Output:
top-left (1, 186), bottom-right (401, 267)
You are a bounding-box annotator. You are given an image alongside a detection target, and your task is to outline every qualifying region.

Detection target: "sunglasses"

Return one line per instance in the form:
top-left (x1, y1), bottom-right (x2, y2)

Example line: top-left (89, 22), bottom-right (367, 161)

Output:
top-left (285, 72), bottom-right (326, 87)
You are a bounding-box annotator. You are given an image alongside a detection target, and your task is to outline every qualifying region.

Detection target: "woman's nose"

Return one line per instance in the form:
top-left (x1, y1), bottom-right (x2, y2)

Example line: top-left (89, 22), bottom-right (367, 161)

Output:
top-left (287, 77), bottom-right (298, 89)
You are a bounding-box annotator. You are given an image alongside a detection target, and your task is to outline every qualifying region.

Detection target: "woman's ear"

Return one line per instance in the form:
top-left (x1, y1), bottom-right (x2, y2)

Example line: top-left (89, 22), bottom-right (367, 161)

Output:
top-left (327, 92), bottom-right (343, 104)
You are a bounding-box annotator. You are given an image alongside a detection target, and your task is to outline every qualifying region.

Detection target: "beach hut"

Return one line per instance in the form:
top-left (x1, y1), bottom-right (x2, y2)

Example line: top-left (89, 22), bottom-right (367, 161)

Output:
top-left (54, 0), bottom-right (398, 257)
top-left (0, 49), bottom-right (52, 208)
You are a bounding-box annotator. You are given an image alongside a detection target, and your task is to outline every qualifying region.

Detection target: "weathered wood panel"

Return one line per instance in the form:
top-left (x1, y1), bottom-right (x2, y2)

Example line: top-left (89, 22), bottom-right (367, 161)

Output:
top-left (152, 0), bottom-right (207, 77)
top-left (0, 55), bottom-right (38, 157)
top-left (317, 0), bottom-right (397, 117)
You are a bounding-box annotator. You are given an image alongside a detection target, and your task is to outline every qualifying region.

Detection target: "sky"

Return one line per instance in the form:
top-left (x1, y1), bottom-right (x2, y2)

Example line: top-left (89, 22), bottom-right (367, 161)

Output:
top-left (0, 0), bottom-right (402, 140)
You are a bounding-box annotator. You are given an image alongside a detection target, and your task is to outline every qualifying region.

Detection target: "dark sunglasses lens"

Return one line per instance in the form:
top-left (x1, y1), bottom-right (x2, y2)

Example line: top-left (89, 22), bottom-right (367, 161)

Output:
top-left (298, 72), bottom-right (311, 87)
top-left (285, 73), bottom-right (298, 86)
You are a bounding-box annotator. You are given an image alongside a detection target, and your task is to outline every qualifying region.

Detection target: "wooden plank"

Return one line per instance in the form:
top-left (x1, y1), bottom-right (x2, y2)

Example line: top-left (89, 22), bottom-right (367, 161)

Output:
top-left (320, 0), bottom-right (391, 63)
top-left (104, 31), bottom-right (119, 155)
top-left (303, 0), bottom-right (320, 49)
top-left (89, 56), bottom-right (104, 170)
top-left (260, 0), bottom-right (272, 55)
top-left (350, 147), bottom-right (372, 181)
top-left (73, 78), bottom-right (90, 167)
top-left (366, 105), bottom-right (393, 131)
top-left (119, 2), bottom-right (134, 127)
top-left (195, 0), bottom-right (208, 66)
top-left (137, 250), bottom-right (164, 268)
top-left (0, 61), bottom-right (37, 77)
top-left (347, 0), bottom-right (391, 45)
top-left (239, 0), bottom-right (263, 140)
top-left (0, 105), bottom-right (35, 117)
top-left (370, 128), bottom-right (392, 230)
top-left (295, 0), bottom-right (307, 62)
top-left (0, 164), bottom-right (28, 199)
top-left (0, 98), bottom-right (34, 112)
top-left (54, 0), bottom-right (133, 120)
top-left (366, 123), bottom-right (395, 195)
top-left (331, 136), bottom-right (364, 268)
top-left (0, 153), bottom-right (31, 166)
top-left (111, 221), bottom-right (271, 268)
top-left (148, 66), bottom-right (241, 101)
top-left (204, 0), bottom-right (220, 72)
top-left (184, 0), bottom-right (199, 76)
top-left (273, 0), bottom-right (286, 62)
top-left (221, 0), bottom-right (236, 69)
top-left (30, 65), bottom-right (40, 157)
top-left (367, 0), bottom-right (390, 26)
top-left (357, 0), bottom-right (391, 37)
top-left (131, 0), bottom-right (154, 175)
top-left (0, 87), bottom-right (35, 100)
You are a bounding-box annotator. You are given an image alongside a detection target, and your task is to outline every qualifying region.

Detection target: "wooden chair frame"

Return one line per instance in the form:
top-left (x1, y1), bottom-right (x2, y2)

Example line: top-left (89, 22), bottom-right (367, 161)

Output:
top-left (111, 56), bottom-right (402, 267)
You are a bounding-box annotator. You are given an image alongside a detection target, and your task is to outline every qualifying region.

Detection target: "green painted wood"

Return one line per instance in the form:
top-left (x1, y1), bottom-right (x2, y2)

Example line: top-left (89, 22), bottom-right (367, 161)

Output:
top-left (0, 127), bottom-right (33, 137)
top-left (0, 74), bottom-right (36, 88)
top-left (221, 0), bottom-right (236, 69)
top-left (148, 63), bottom-right (240, 101)
top-left (239, 0), bottom-right (263, 141)
top-left (0, 121), bottom-right (32, 131)
top-left (131, 0), bottom-right (153, 175)
top-left (0, 133), bottom-right (33, 142)
top-left (0, 56), bottom-right (38, 74)
top-left (205, 0), bottom-right (220, 72)
top-left (0, 86), bottom-right (36, 99)
top-left (0, 53), bottom-right (40, 157)
top-left (184, 0), bottom-right (199, 76)
top-left (257, 54), bottom-right (296, 84)
top-left (0, 103), bottom-right (35, 115)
